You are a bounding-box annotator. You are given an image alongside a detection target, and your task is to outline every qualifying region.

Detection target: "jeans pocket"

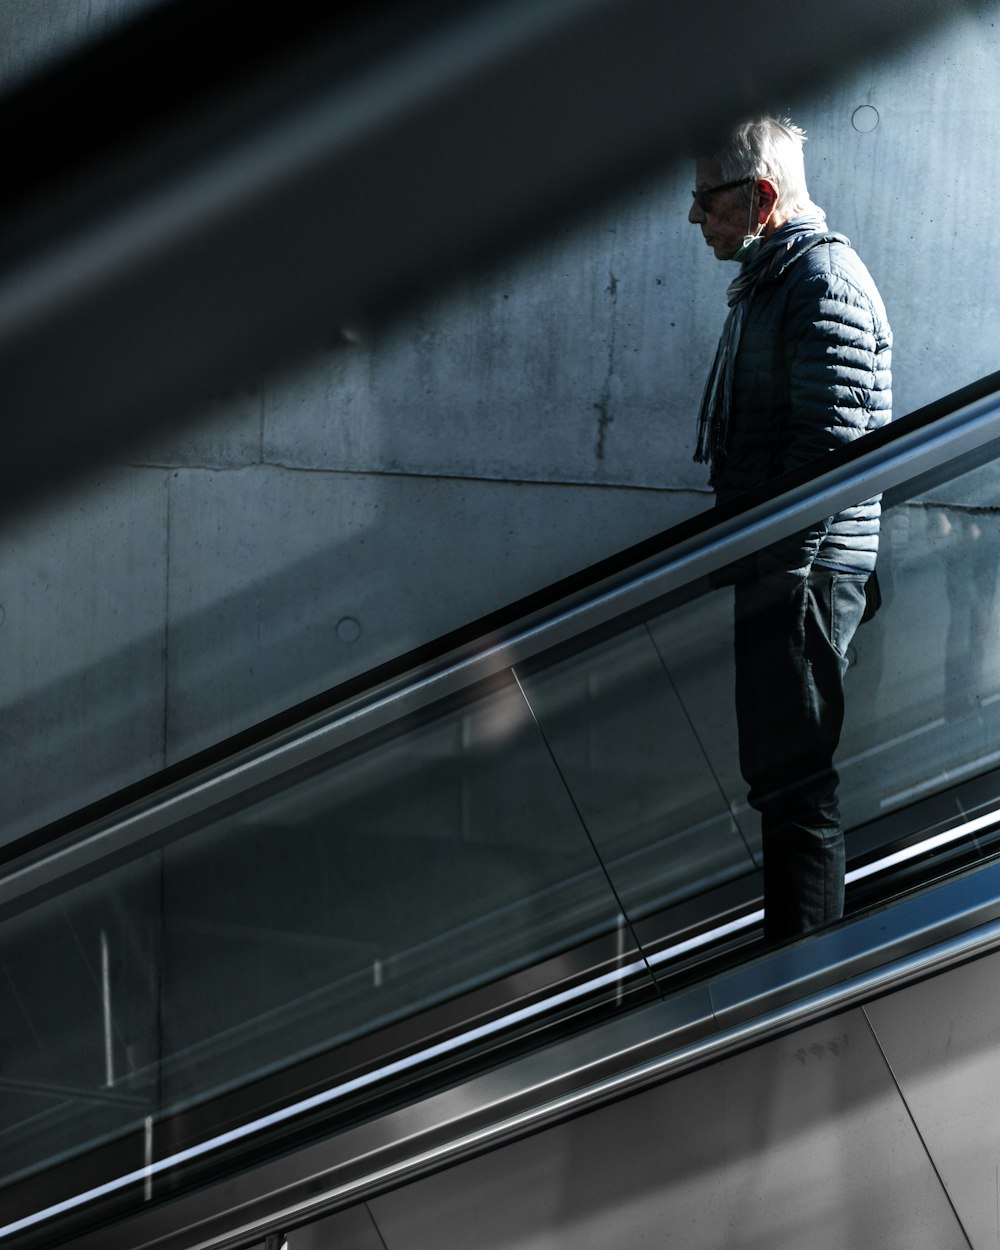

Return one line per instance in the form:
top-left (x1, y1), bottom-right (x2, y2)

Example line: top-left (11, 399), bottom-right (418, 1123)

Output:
top-left (830, 574), bottom-right (868, 656)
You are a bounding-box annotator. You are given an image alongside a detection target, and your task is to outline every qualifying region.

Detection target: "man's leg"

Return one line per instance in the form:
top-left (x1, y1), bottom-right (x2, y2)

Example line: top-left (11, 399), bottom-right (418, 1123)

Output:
top-left (734, 567), bottom-right (868, 939)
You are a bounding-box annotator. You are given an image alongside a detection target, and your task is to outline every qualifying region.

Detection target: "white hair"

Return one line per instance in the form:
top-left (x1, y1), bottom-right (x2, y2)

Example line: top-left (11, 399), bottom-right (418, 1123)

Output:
top-left (715, 117), bottom-right (814, 217)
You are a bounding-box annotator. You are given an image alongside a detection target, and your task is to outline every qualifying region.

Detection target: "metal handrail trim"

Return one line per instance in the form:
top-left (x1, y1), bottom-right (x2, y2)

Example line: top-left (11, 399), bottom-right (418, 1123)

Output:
top-left (34, 854), bottom-right (1000, 1250)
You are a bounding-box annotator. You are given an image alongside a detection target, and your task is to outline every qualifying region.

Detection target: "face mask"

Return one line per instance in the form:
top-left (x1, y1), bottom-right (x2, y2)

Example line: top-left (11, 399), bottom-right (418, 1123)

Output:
top-left (731, 227), bottom-right (766, 264)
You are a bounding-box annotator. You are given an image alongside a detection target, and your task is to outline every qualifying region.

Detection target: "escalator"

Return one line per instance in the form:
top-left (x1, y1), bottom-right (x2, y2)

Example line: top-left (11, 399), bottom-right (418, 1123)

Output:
top-left (3, 371), bottom-right (1000, 1249)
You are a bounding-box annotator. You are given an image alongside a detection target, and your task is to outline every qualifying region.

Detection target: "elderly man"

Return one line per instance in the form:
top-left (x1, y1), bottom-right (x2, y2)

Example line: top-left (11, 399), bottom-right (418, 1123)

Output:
top-left (688, 117), bottom-right (892, 939)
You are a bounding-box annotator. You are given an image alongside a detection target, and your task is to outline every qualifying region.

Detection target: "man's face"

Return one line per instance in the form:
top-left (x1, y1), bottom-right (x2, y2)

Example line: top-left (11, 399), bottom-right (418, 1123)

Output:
top-left (688, 158), bottom-right (751, 261)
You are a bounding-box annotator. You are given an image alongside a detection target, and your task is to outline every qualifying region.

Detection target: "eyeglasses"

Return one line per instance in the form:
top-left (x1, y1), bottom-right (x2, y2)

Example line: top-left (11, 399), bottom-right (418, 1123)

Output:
top-left (691, 177), bottom-right (755, 213)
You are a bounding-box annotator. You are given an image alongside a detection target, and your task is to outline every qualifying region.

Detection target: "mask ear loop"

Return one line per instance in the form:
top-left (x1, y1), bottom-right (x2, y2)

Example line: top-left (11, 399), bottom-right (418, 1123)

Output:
top-left (745, 190), bottom-right (757, 239)
top-left (742, 182), bottom-right (774, 247)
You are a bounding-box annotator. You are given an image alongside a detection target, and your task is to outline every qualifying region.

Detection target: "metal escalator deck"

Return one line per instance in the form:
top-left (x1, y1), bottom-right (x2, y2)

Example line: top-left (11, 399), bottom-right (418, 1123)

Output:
top-left (3, 372), bottom-right (1000, 1249)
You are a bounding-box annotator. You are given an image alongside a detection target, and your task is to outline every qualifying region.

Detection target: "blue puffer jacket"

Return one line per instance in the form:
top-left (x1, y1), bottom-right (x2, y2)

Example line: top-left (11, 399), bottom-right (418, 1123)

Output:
top-left (716, 216), bottom-right (892, 575)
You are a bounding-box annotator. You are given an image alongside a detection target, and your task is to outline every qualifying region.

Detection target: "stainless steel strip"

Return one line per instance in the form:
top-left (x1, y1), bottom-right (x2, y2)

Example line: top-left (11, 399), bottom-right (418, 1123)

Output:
top-left (3, 390), bottom-right (999, 908)
top-left (42, 857), bottom-right (1000, 1250)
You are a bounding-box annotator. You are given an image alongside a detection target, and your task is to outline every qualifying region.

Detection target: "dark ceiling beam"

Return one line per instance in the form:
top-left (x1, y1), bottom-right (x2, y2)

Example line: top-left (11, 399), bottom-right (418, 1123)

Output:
top-left (0, 0), bottom-right (981, 516)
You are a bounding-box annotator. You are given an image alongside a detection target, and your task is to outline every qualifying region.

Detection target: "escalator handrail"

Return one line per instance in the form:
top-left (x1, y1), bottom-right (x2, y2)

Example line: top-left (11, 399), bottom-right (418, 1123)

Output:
top-left (3, 369), bottom-right (1000, 905)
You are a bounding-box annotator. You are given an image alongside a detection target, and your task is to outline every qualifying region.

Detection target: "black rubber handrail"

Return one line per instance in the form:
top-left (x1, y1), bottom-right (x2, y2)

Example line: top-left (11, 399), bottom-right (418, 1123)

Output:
top-left (2, 368), bottom-right (999, 871)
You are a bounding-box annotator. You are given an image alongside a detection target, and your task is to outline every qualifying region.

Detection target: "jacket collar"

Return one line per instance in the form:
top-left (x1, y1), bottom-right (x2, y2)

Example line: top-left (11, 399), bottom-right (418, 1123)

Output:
top-left (746, 210), bottom-right (849, 283)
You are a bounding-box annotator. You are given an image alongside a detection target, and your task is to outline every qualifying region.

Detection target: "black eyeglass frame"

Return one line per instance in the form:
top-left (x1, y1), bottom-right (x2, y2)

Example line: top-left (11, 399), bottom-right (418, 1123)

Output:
top-left (690, 176), bottom-right (755, 213)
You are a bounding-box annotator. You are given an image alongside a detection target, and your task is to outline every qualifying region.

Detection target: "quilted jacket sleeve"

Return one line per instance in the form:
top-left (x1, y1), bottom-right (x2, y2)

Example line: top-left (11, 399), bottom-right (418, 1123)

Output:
top-left (755, 260), bottom-right (892, 575)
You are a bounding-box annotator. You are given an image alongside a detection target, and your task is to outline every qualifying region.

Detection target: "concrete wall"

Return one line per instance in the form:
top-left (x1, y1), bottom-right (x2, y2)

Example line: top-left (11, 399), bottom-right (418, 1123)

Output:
top-left (0, 0), bottom-right (163, 87)
top-left (1, 4), bottom-right (999, 843)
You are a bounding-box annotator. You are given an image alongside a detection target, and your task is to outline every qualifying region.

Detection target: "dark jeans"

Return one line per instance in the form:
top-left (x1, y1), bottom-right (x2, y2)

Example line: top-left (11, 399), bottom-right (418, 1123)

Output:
top-left (734, 565), bottom-right (868, 940)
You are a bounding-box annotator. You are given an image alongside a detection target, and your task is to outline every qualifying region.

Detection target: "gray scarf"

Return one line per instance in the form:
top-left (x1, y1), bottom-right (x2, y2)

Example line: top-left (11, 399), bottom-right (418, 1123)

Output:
top-left (693, 211), bottom-right (831, 486)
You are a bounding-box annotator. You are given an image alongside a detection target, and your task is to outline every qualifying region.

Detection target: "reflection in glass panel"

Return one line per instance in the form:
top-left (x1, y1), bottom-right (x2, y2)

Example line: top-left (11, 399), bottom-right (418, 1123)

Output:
top-left (839, 457), bottom-right (1000, 830)
top-left (0, 674), bottom-right (630, 1188)
top-left (0, 857), bottom-right (161, 1188)
top-left (519, 621), bottom-right (757, 924)
top-left (157, 673), bottom-right (624, 1109)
